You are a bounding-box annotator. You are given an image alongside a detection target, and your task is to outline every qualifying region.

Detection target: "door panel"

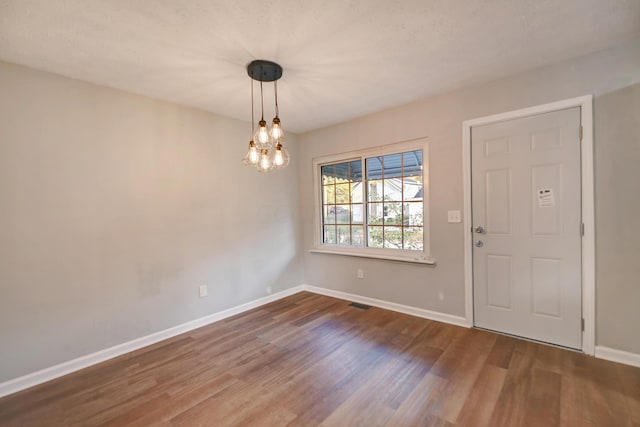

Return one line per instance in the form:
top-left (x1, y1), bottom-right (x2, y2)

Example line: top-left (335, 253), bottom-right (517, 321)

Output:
top-left (471, 107), bottom-right (582, 349)
top-left (531, 257), bottom-right (562, 318)
top-left (486, 255), bottom-right (512, 309)
top-left (484, 137), bottom-right (511, 156)
top-left (485, 169), bottom-right (511, 234)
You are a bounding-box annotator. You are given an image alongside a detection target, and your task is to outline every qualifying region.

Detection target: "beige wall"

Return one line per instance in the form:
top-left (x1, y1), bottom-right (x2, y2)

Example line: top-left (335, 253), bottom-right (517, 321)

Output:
top-left (298, 40), bottom-right (640, 354)
top-left (0, 62), bottom-right (303, 382)
top-left (594, 83), bottom-right (640, 353)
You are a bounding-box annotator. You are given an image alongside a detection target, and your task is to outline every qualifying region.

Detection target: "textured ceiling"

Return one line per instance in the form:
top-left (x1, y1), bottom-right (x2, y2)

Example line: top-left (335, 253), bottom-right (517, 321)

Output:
top-left (0, 1), bottom-right (639, 133)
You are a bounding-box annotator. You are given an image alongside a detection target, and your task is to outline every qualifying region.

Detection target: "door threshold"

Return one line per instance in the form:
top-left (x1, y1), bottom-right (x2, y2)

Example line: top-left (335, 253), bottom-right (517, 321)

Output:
top-left (473, 326), bottom-right (583, 353)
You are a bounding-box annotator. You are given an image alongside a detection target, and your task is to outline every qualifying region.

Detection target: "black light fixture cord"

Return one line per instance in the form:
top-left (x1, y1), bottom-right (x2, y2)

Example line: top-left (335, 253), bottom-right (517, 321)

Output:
top-left (251, 79), bottom-right (255, 134)
top-left (260, 80), bottom-right (265, 121)
top-left (274, 80), bottom-right (279, 118)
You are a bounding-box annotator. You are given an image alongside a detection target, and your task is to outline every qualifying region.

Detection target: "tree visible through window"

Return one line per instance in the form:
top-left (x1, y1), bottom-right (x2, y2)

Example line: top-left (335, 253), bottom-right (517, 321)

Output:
top-left (320, 148), bottom-right (425, 253)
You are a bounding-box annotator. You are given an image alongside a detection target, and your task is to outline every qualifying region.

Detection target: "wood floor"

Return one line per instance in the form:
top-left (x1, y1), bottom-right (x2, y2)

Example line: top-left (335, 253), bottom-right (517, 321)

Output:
top-left (1, 292), bottom-right (639, 426)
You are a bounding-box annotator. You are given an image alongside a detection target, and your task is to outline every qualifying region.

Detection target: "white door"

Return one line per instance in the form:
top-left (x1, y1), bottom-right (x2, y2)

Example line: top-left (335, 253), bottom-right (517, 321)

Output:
top-left (471, 107), bottom-right (582, 349)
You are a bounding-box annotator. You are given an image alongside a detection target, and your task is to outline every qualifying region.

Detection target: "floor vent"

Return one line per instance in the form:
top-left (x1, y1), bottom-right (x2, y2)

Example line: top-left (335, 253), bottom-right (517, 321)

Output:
top-left (349, 302), bottom-right (372, 310)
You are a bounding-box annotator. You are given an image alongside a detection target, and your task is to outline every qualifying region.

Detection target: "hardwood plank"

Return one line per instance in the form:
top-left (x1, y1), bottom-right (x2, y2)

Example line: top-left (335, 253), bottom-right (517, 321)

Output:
top-left (382, 311), bottom-right (430, 338)
top-left (617, 362), bottom-right (640, 424)
top-left (485, 334), bottom-right (517, 369)
top-left (384, 372), bottom-right (451, 426)
top-left (119, 373), bottom-right (238, 427)
top-left (488, 340), bottom-right (540, 426)
top-left (317, 333), bottom-right (440, 426)
top-left (527, 368), bottom-right (562, 425)
top-left (578, 356), bottom-right (636, 426)
top-left (429, 328), bottom-right (497, 423)
top-left (560, 371), bottom-right (596, 426)
top-left (279, 327), bottom-right (397, 424)
top-left (455, 364), bottom-right (507, 427)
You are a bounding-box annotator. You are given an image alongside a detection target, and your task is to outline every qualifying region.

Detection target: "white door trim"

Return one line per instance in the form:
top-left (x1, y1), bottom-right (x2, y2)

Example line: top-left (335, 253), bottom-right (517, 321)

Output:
top-left (462, 95), bottom-right (595, 355)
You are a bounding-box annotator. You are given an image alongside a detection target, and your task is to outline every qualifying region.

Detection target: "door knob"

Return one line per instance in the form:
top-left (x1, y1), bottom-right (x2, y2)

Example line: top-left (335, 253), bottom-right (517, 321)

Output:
top-left (474, 240), bottom-right (484, 248)
top-left (475, 226), bottom-right (485, 234)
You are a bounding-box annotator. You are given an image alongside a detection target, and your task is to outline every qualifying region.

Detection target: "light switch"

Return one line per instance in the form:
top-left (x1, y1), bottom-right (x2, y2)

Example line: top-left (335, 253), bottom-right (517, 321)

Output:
top-left (448, 210), bottom-right (461, 223)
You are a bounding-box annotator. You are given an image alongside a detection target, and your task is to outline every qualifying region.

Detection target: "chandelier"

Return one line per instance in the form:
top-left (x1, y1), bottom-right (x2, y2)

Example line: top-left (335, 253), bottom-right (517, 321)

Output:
top-left (242, 60), bottom-right (290, 172)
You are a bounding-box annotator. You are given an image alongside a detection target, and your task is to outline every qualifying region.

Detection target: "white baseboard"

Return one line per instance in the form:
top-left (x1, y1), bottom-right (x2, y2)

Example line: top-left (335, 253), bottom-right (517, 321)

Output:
top-left (0, 285), bottom-right (305, 398)
top-left (300, 284), bottom-right (469, 328)
top-left (595, 346), bottom-right (640, 368)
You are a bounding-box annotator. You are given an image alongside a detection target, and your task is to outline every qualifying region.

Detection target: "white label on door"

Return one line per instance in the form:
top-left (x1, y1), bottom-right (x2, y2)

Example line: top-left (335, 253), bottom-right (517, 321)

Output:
top-left (538, 188), bottom-right (555, 208)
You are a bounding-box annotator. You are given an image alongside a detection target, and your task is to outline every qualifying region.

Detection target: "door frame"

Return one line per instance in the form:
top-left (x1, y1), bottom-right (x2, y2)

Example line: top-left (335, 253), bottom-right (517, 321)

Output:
top-left (462, 95), bottom-right (595, 355)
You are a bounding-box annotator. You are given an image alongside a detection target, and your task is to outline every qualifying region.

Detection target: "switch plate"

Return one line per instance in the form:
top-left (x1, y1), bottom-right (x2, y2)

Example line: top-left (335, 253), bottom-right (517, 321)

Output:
top-left (199, 285), bottom-right (208, 297)
top-left (447, 210), bottom-right (461, 223)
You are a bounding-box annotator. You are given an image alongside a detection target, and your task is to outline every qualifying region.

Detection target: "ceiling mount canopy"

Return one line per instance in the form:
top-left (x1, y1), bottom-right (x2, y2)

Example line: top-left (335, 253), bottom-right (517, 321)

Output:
top-left (246, 60), bottom-right (283, 82)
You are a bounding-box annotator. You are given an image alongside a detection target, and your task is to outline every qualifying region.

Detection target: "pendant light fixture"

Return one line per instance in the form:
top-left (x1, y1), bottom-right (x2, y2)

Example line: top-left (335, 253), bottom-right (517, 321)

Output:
top-left (242, 60), bottom-right (290, 172)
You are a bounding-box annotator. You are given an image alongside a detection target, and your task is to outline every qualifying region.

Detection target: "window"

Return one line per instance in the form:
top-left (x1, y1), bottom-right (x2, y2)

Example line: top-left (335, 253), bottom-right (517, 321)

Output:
top-left (313, 138), bottom-right (432, 264)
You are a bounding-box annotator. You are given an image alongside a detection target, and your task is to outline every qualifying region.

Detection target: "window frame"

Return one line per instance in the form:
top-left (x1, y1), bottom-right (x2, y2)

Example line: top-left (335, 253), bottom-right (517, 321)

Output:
top-left (311, 137), bottom-right (433, 264)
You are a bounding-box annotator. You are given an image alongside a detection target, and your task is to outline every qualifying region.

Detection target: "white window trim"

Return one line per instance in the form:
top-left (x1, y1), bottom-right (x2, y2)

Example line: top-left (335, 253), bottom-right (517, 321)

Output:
top-left (311, 137), bottom-right (434, 265)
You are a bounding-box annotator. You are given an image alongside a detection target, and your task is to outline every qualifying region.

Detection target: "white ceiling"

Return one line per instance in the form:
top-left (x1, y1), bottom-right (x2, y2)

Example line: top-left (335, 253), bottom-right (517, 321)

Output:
top-left (1, 1), bottom-right (639, 133)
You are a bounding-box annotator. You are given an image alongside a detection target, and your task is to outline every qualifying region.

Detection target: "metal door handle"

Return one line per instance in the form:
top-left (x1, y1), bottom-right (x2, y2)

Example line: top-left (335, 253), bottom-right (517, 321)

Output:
top-left (475, 226), bottom-right (485, 234)
top-left (474, 240), bottom-right (484, 248)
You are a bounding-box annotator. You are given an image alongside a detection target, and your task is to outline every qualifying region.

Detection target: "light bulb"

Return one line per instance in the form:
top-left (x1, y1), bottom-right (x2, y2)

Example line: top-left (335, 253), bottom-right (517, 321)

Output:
top-left (254, 120), bottom-right (273, 149)
top-left (242, 140), bottom-right (259, 166)
top-left (270, 116), bottom-right (284, 141)
top-left (257, 149), bottom-right (273, 172)
top-left (274, 146), bottom-right (284, 167)
top-left (272, 143), bottom-right (290, 169)
top-left (248, 141), bottom-right (259, 164)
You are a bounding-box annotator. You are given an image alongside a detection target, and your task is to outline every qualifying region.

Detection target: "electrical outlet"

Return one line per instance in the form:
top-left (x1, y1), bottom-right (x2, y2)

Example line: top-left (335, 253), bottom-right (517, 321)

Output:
top-left (266, 286), bottom-right (272, 294)
top-left (438, 291), bottom-right (444, 301)
top-left (199, 285), bottom-right (208, 298)
top-left (357, 268), bottom-right (364, 279)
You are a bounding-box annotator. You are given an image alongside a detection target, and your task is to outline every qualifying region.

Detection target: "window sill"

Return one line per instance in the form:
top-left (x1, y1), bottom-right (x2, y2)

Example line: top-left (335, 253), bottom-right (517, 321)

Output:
top-left (309, 248), bottom-right (436, 265)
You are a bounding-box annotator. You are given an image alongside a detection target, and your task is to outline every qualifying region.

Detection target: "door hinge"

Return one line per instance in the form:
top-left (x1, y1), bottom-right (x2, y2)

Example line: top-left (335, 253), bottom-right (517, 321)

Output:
top-left (579, 125), bottom-right (583, 142)
top-left (581, 318), bottom-right (585, 331)
top-left (580, 223), bottom-right (585, 236)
